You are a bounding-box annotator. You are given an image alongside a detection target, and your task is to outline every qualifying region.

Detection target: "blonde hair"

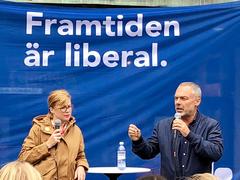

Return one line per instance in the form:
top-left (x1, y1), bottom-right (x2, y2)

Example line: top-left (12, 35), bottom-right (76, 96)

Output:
top-left (0, 161), bottom-right (42, 180)
top-left (188, 173), bottom-right (218, 180)
top-left (47, 89), bottom-right (71, 119)
top-left (48, 89), bottom-right (71, 108)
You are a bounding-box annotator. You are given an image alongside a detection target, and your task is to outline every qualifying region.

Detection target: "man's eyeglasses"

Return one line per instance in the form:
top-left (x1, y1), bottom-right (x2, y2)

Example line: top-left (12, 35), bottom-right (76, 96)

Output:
top-left (58, 105), bottom-right (73, 113)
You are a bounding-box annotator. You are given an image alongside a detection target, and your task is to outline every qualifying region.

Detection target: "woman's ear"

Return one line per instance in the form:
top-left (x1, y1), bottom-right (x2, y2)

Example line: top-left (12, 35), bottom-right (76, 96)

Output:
top-left (49, 107), bottom-right (53, 113)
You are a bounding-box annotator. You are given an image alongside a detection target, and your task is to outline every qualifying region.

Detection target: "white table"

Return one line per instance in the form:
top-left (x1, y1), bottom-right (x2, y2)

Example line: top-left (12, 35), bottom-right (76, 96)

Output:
top-left (88, 167), bottom-right (151, 180)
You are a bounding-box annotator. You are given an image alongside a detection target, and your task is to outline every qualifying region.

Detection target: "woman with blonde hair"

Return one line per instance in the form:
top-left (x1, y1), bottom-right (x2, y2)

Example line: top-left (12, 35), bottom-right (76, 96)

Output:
top-left (0, 160), bottom-right (42, 180)
top-left (18, 89), bottom-right (89, 180)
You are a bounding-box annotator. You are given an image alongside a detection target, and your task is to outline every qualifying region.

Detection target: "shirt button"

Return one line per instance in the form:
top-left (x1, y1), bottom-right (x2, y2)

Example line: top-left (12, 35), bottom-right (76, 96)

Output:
top-left (182, 165), bottom-right (185, 168)
top-left (184, 141), bottom-right (187, 144)
top-left (183, 153), bottom-right (186, 156)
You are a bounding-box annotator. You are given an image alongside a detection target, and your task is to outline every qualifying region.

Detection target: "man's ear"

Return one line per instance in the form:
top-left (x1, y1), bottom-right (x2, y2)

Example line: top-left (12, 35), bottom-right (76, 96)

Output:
top-left (195, 96), bottom-right (201, 106)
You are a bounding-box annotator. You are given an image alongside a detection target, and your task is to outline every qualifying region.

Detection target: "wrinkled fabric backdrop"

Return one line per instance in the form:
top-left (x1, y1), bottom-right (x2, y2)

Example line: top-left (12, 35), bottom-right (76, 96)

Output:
top-left (0, 1), bottom-right (240, 179)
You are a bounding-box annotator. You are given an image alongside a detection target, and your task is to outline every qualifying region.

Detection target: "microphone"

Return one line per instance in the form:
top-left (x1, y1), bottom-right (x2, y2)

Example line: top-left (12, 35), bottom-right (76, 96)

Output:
top-left (173, 112), bottom-right (181, 139)
top-left (53, 119), bottom-right (61, 148)
top-left (173, 113), bottom-right (181, 180)
top-left (54, 119), bottom-right (61, 130)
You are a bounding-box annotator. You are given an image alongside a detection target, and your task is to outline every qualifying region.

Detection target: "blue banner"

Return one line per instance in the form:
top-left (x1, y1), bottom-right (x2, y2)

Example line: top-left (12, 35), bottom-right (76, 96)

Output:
top-left (0, 1), bottom-right (240, 179)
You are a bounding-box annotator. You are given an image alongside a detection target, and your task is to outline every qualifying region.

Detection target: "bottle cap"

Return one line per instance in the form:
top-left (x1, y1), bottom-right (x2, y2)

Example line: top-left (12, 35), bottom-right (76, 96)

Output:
top-left (119, 141), bottom-right (124, 145)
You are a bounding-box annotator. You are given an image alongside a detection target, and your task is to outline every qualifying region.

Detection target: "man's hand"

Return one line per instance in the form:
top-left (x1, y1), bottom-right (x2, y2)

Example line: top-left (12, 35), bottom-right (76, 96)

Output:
top-left (128, 124), bottom-right (141, 141)
top-left (74, 166), bottom-right (86, 180)
top-left (172, 119), bottom-right (190, 137)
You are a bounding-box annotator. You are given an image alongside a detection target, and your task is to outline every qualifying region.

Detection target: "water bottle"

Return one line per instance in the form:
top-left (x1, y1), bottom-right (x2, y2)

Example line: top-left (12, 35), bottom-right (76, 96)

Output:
top-left (117, 141), bottom-right (126, 170)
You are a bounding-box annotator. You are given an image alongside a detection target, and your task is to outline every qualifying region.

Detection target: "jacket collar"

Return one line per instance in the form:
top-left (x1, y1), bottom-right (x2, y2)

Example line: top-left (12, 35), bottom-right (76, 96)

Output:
top-left (33, 114), bottom-right (76, 134)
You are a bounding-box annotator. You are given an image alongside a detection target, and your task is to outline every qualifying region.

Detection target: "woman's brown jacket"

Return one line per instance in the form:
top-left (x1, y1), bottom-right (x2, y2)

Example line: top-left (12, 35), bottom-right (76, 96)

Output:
top-left (18, 115), bottom-right (89, 180)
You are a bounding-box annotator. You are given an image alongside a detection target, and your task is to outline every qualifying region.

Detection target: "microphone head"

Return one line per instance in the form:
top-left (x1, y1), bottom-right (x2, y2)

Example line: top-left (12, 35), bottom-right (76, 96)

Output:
top-left (54, 119), bottom-right (61, 129)
top-left (174, 112), bottom-right (181, 119)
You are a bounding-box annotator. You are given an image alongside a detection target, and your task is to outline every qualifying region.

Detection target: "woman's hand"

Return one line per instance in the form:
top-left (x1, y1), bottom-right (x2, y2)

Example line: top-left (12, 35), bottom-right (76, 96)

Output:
top-left (74, 166), bottom-right (86, 180)
top-left (46, 129), bottom-right (61, 149)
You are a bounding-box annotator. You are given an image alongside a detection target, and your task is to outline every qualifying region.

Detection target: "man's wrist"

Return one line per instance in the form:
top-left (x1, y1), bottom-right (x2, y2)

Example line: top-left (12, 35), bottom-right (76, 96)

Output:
top-left (132, 136), bottom-right (143, 145)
